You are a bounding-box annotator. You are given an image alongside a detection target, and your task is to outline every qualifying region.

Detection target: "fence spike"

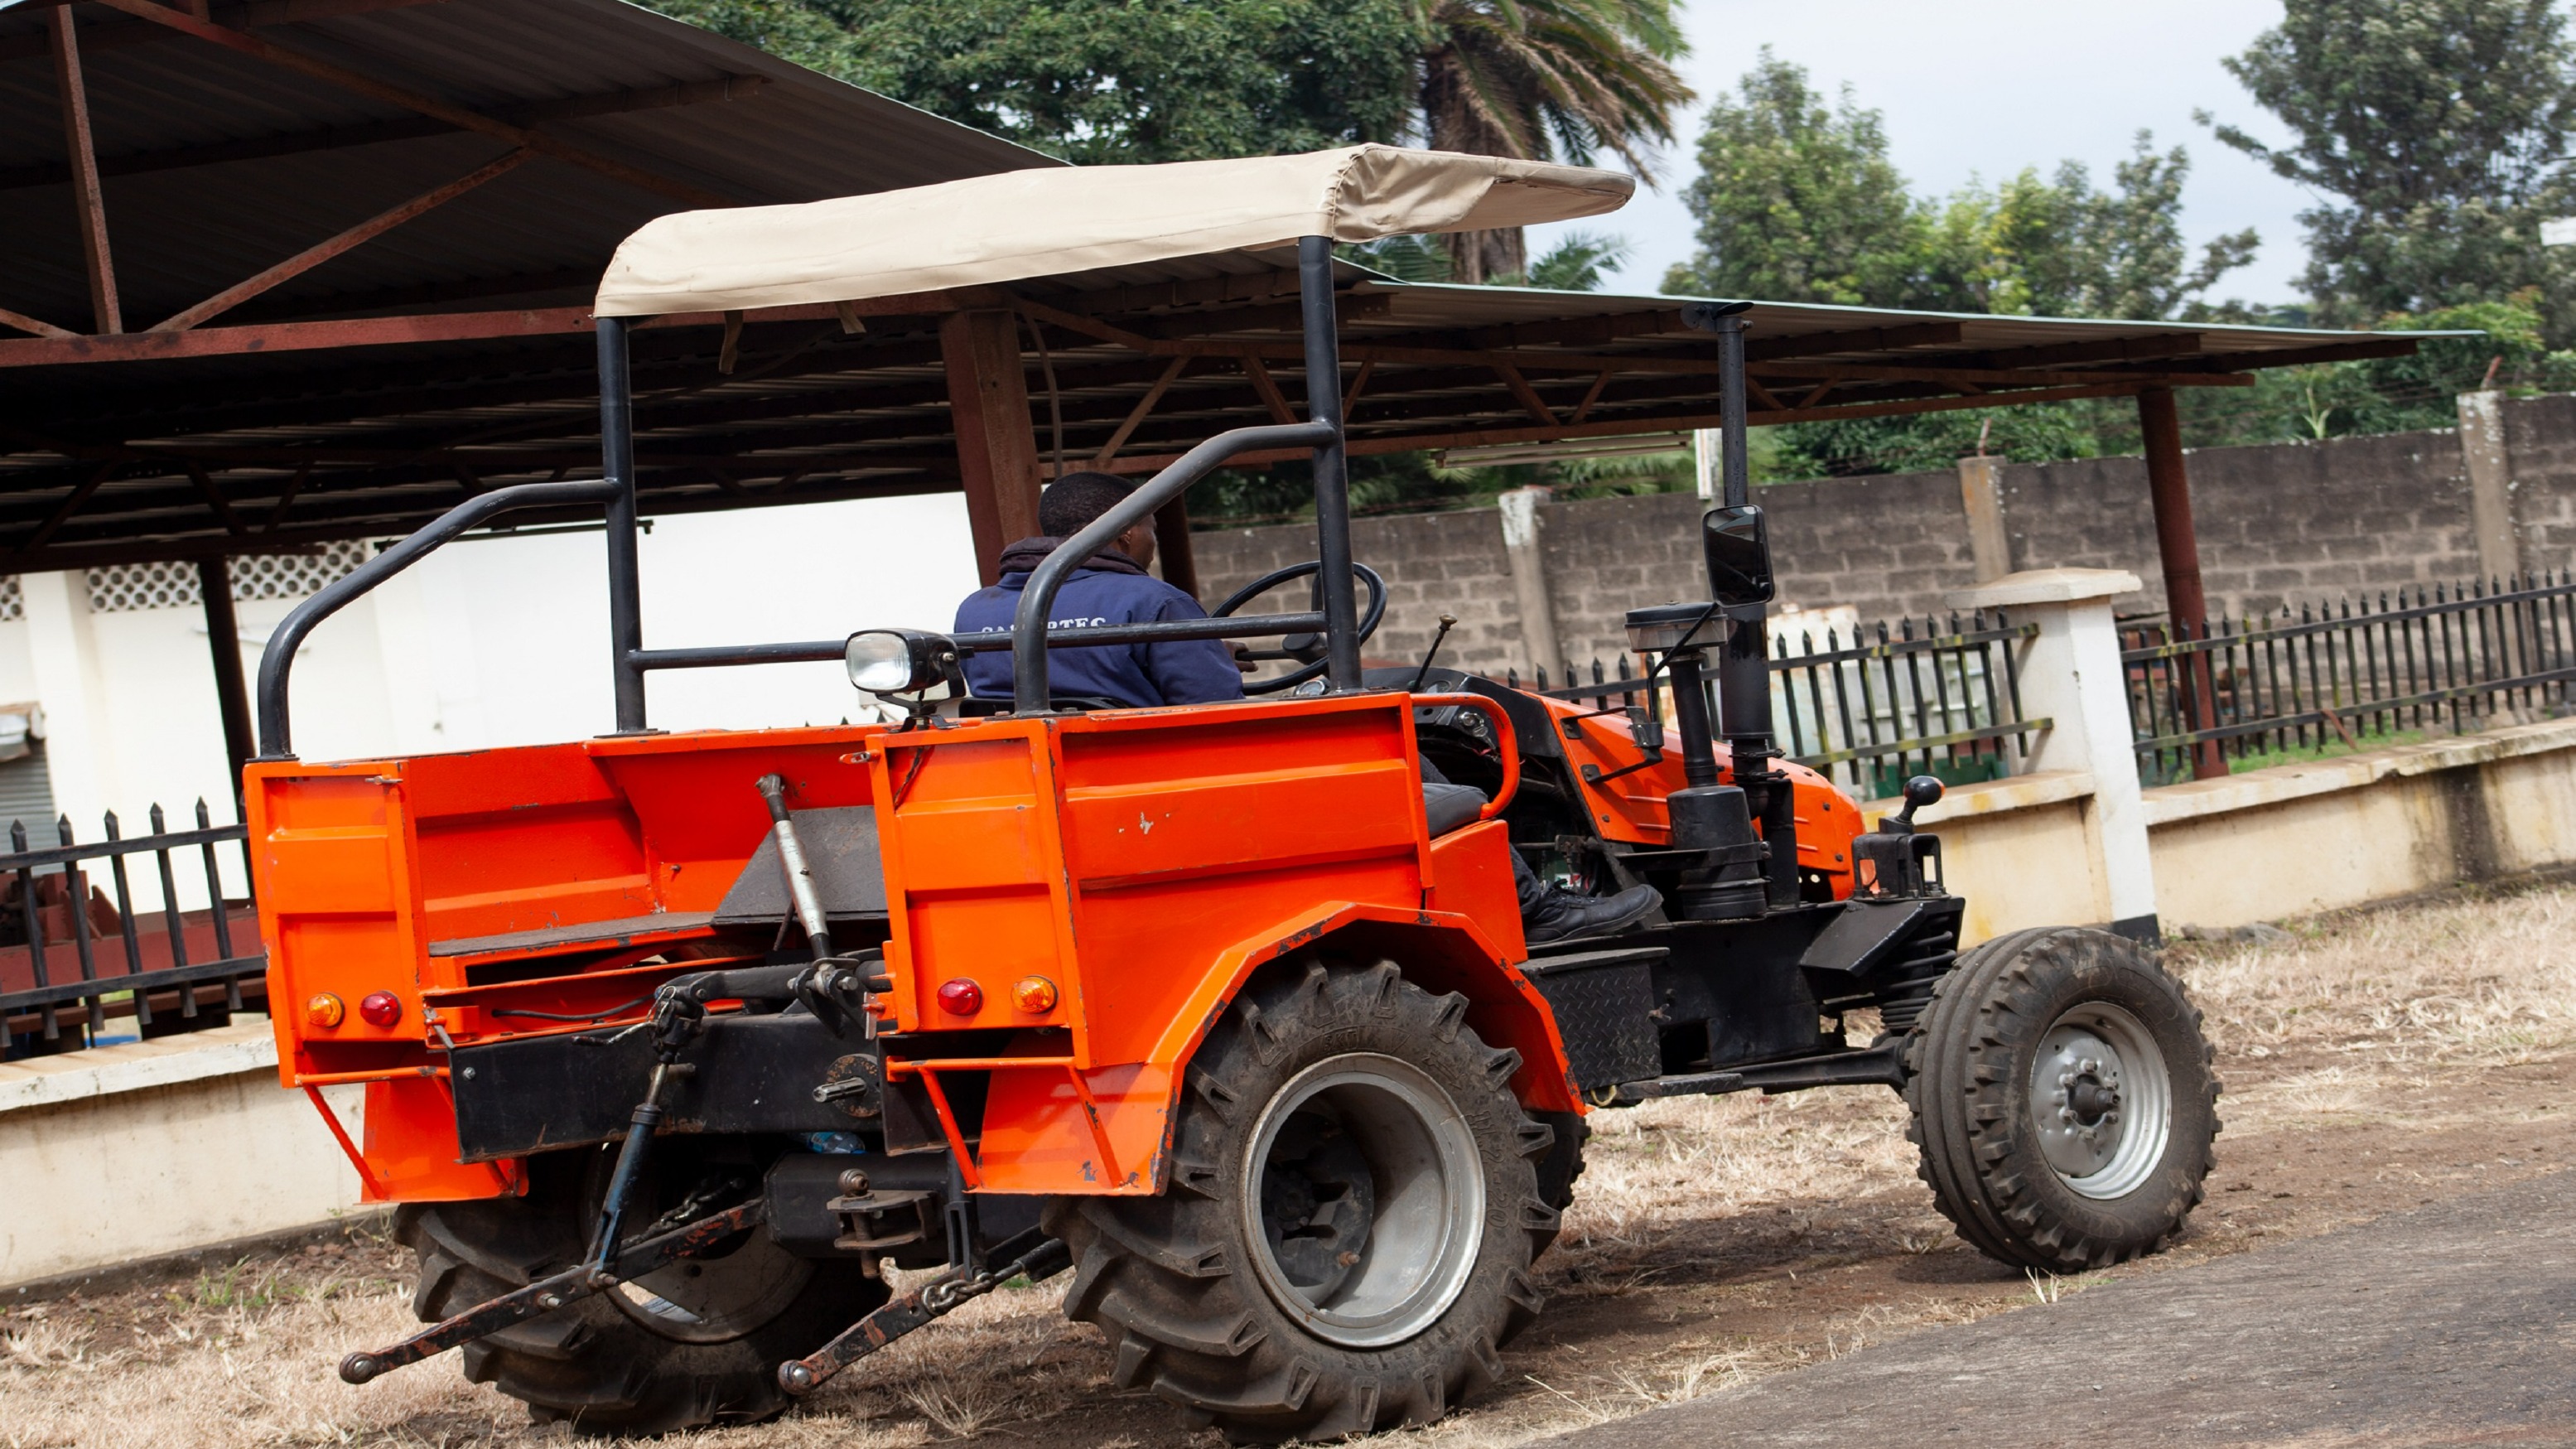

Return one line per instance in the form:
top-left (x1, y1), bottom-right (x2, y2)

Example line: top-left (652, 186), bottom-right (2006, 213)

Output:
top-left (149, 803), bottom-right (166, 834)
top-left (195, 799), bottom-right (211, 829)
top-left (55, 815), bottom-right (71, 848)
top-left (10, 820), bottom-right (25, 854)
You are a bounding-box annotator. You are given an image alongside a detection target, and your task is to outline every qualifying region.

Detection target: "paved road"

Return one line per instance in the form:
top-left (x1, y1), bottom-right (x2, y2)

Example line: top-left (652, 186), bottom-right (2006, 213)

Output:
top-left (1535, 1171), bottom-right (2576, 1448)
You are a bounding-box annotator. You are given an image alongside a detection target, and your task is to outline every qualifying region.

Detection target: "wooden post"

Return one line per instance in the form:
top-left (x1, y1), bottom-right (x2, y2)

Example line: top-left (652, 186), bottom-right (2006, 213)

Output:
top-left (50, 7), bottom-right (120, 336)
top-left (941, 309), bottom-right (1043, 583)
top-left (2137, 385), bottom-right (2226, 780)
top-left (195, 558), bottom-right (254, 802)
top-left (1154, 499), bottom-right (1199, 599)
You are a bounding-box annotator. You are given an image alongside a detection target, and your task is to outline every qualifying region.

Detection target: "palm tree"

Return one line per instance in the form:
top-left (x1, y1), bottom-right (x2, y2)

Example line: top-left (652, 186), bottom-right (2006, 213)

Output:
top-left (1413, 0), bottom-right (1695, 283)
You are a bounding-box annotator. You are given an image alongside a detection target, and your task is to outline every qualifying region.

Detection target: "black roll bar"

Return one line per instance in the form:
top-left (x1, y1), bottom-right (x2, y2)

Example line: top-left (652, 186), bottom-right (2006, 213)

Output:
top-left (257, 251), bottom-right (1368, 755)
top-left (1008, 419), bottom-right (1331, 709)
top-left (253, 478), bottom-right (621, 761)
top-left (630, 609), bottom-right (1338, 676)
top-left (1008, 234), bottom-right (1353, 712)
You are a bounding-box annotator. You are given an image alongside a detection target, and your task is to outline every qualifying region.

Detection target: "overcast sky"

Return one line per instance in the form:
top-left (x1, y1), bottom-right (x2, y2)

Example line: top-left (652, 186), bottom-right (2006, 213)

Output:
top-left (1526, 0), bottom-right (2318, 307)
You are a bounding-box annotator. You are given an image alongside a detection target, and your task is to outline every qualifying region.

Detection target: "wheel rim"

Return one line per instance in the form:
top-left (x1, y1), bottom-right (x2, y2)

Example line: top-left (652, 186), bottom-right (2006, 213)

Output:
top-left (2030, 1001), bottom-right (2173, 1200)
top-left (612, 1224), bottom-right (814, 1344)
top-left (1239, 1053), bottom-right (1485, 1349)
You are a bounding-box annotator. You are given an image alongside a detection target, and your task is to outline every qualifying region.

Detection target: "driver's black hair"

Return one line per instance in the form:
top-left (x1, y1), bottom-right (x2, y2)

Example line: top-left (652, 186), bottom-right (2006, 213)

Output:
top-left (1038, 471), bottom-right (1136, 539)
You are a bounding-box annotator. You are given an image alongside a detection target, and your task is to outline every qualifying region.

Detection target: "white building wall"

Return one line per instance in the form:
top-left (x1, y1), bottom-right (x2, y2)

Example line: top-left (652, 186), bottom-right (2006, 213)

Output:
top-left (17, 493), bottom-right (982, 912)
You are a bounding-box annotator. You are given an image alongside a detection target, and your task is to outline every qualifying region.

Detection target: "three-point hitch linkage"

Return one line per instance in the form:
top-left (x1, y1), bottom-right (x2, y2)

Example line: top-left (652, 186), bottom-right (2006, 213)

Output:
top-left (336, 776), bottom-right (1054, 1391)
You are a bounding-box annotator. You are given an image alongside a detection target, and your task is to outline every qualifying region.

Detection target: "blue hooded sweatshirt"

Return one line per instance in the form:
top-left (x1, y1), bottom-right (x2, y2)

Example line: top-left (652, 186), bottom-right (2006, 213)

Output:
top-left (954, 538), bottom-right (1245, 708)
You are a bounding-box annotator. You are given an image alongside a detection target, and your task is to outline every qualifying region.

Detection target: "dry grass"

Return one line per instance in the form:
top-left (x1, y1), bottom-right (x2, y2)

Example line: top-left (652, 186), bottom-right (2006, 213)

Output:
top-left (7, 884), bottom-right (2574, 1449)
top-left (2175, 883), bottom-right (2576, 1066)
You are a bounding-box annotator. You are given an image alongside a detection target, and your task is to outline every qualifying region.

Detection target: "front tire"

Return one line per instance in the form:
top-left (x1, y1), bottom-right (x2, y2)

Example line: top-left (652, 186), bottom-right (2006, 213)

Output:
top-left (1046, 957), bottom-right (1558, 1442)
top-left (1903, 926), bottom-right (2221, 1273)
top-left (398, 1148), bottom-right (884, 1436)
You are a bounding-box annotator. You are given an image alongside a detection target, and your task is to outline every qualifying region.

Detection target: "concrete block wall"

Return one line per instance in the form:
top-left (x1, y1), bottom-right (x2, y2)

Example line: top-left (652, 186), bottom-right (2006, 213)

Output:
top-left (2502, 393), bottom-right (2576, 568)
top-left (2003, 431), bottom-right (2484, 620)
top-left (1189, 393), bottom-right (2576, 679)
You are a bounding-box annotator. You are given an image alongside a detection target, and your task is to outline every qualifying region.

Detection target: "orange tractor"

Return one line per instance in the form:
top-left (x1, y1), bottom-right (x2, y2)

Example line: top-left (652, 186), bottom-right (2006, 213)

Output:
top-left (251, 148), bottom-right (2217, 1439)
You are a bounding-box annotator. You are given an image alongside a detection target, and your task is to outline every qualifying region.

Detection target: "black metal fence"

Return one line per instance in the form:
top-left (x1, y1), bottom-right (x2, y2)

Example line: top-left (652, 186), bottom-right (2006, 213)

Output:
top-left (2122, 573), bottom-right (2576, 785)
top-left (0, 801), bottom-right (263, 1059)
top-left (1519, 611), bottom-right (2050, 799)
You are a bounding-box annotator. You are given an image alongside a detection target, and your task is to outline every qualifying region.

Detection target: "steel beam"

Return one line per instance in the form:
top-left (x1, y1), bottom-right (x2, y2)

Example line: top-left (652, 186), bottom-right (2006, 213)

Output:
top-left (0, 307), bottom-right (75, 341)
top-left (0, 294), bottom-right (972, 367)
top-left (0, 1), bottom-right (450, 64)
top-left (49, 7), bottom-right (121, 335)
top-left (0, 76), bottom-right (767, 193)
top-left (152, 148), bottom-right (533, 331)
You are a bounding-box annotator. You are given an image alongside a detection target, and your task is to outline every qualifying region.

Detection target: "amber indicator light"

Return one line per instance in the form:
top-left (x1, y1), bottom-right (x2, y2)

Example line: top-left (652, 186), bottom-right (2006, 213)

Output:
top-left (1011, 975), bottom-right (1059, 1013)
top-left (305, 993), bottom-right (344, 1029)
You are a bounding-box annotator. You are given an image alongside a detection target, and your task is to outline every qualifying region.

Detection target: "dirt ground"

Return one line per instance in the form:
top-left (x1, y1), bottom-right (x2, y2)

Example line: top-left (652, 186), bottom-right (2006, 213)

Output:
top-left (8, 877), bottom-right (2576, 1449)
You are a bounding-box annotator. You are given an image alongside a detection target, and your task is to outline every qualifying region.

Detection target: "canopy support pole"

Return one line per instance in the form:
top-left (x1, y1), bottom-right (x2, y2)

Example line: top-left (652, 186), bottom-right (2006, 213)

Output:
top-left (943, 309), bottom-right (1044, 584)
top-left (2138, 384), bottom-right (2225, 780)
top-left (1299, 236), bottom-right (1361, 693)
top-left (599, 316), bottom-right (647, 732)
top-left (197, 557), bottom-right (253, 804)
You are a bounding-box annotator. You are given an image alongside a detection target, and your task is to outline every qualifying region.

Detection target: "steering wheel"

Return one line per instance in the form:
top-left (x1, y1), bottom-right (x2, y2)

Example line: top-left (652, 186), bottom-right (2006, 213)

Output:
top-left (1210, 561), bottom-right (1388, 695)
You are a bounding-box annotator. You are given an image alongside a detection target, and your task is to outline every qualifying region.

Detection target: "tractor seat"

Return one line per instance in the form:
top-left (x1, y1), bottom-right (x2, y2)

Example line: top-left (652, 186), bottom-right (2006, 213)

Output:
top-left (1421, 781), bottom-right (1487, 838)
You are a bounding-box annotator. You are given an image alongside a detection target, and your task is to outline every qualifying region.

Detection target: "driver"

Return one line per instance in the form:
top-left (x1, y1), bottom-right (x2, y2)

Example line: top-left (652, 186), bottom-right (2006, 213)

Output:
top-left (953, 471), bottom-right (1244, 706)
top-left (955, 471), bottom-right (1662, 947)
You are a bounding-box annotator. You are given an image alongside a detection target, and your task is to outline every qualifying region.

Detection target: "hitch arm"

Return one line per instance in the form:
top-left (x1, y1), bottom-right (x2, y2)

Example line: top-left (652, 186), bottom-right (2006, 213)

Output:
top-left (339, 1200), bottom-right (765, 1385)
top-left (778, 1229), bottom-right (1073, 1397)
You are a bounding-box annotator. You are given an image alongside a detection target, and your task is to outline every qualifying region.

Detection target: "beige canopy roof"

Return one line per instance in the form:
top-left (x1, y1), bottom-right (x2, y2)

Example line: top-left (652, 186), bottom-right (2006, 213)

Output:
top-left (592, 145), bottom-right (1634, 317)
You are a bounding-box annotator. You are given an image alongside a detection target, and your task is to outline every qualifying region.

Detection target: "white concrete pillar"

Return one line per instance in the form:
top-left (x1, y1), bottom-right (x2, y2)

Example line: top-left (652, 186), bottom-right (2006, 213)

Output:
top-left (1497, 486), bottom-right (1562, 675)
top-left (1945, 568), bottom-right (2159, 941)
top-left (2458, 389), bottom-right (2521, 582)
top-left (19, 570), bottom-right (114, 841)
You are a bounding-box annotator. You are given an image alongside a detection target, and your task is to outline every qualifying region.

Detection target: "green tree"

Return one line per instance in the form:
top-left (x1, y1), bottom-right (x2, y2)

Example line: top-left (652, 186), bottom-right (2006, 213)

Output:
top-left (2201, 0), bottom-right (2576, 336)
top-left (1411, 0), bottom-right (1694, 282)
top-left (1663, 50), bottom-right (1927, 306)
top-left (1667, 54), bottom-right (2257, 317)
top-left (1918, 138), bottom-right (2257, 320)
top-left (655, 0), bottom-right (1421, 163)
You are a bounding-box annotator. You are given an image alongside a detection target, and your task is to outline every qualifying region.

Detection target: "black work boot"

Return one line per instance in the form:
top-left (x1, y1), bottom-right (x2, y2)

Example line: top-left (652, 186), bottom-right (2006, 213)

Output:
top-left (1523, 882), bottom-right (1664, 946)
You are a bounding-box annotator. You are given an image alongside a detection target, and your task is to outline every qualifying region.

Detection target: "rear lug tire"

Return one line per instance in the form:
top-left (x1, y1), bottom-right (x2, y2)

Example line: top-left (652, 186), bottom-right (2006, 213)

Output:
top-left (397, 1147), bottom-right (885, 1436)
top-left (1046, 955), bottom-right (1556, 1443)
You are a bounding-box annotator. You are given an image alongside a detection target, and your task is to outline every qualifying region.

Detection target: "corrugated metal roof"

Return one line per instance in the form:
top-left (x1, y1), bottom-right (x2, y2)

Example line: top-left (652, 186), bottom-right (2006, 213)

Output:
top-left (0, 0), bottom-right (1055, 331)
top-left (0, 1), bottom-right (2450, 568)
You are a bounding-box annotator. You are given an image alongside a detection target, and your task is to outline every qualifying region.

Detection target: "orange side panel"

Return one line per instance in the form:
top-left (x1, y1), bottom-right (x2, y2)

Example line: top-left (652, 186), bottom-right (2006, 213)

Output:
top-left (360, 1076), bottom-right (519, 1203)
top-left (872, 731), bottom-right (1074, 1035)
top-left (1427, 820), bottom-right (1528, 959)
top-left (974, 1061), bottom-right (1169, 1191)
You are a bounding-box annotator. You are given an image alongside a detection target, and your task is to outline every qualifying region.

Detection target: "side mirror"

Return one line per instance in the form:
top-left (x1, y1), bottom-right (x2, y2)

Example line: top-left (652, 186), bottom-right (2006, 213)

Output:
top-left (1702, 505), bottom-right (1776, 609)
